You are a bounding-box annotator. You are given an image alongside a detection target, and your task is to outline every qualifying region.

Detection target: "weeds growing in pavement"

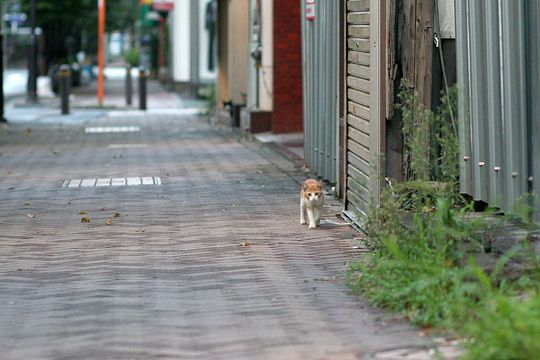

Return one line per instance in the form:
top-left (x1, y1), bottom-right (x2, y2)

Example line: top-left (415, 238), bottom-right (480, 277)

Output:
top-left (396, 79), bottom-right (459, 182)
top-left (348, 187), bottom-right (540, 357)
top-left (349, 82), bottom-right (540, 358)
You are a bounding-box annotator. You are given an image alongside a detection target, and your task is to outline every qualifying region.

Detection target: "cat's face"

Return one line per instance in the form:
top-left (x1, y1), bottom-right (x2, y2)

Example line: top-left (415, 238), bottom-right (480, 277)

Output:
top-left (302, 181), bottom-right (323, 202)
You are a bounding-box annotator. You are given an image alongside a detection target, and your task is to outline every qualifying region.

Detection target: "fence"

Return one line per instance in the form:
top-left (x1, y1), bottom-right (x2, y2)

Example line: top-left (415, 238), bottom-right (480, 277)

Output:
top-left (301, 0), bottom-right (339, 183)
top-left (456, 0), bottom-right (540, 222)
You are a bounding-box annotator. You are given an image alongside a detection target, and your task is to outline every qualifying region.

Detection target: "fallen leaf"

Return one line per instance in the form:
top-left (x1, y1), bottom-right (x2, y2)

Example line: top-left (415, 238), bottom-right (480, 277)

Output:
top-left (23, 202), bottom-right (31, 205)
top-left (106, 219), bottom-right (113, 225)
top-left (113, 212), bottom-right (121, 218)
top-left (100, 207), bottom-right (107, 211)
top-left (79, 211), bottom-right (87, 215)
top-left (27, 213), bottom-right (36, 218)
top-left (81, 217), bottom-right (91, 223)
top-left (240, 241), bottom-right (251, 247)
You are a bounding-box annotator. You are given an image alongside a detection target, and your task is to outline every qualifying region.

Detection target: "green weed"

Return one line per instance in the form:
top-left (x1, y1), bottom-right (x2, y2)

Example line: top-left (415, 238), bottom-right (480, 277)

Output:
top-left (351, 79), bottom-right (540, 359)
top-left (396, 79), bottom-right (459, 182)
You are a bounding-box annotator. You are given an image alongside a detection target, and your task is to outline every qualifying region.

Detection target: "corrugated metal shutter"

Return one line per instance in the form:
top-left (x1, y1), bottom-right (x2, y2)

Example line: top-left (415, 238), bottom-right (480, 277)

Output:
top-left (456, 0), bottom-right (539, 221)
top-left (301, 0), bottom-right (339, 183)
top-left (343, 0), bottom-right (381, 225)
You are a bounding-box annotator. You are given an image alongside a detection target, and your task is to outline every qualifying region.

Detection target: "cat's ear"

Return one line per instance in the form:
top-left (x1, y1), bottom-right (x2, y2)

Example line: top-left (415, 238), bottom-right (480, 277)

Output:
top-left (302, 181), bottom-right (308, 191)
top-left (317, 180), bottom-right (324, 189)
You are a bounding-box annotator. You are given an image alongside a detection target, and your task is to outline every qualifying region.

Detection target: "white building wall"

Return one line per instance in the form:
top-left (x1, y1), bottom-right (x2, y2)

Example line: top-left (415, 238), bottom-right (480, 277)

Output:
top-left (259, 0), bottom-right (273, 111)
top-left (199, 0), bottom-right (217, 81)
top-left (172, 0), bottom-right (191, 82)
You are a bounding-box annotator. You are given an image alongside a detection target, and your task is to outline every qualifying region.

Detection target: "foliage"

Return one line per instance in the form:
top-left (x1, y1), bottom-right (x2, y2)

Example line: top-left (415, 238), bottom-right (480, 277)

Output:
top-left (432, 86), bottom-right (460, 182)
top-left (395, 79), bottom-right (459, 182)
top-left (199, 84), bottom-right (216, 117)
top-left (16, 0), bottom-right (139, 61)
top-left (19, 0), bottom-right (138, 33)
top-left (396, 80), bottom-right (432, 181)
top-left (349, 182), bottom-right (540, 357)
top-left (456, 257), bottom-right (540, 360)
top-left (461, 290), bottom-right (540, 360)
top-left (350, 195), bottom-right (481, 326)
top-left (123, 48), bottom-right (140, 67)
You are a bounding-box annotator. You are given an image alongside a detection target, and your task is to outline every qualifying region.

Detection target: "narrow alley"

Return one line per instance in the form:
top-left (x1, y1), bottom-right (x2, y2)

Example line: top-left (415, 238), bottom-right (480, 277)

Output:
top-left (0, 79), bottom-right (447, 359)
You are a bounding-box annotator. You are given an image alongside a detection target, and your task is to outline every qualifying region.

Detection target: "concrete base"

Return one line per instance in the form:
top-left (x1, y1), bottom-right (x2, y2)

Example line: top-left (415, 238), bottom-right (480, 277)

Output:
top-left (240, 109), bottom-right (272, 134)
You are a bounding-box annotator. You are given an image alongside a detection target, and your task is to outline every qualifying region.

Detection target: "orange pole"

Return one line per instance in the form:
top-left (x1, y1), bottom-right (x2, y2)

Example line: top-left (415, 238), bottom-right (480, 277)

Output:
top-left (98, 0), bottom-right (105, 106)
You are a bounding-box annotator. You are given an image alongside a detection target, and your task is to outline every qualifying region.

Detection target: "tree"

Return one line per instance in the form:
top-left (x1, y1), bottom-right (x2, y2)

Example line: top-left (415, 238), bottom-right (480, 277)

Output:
top-left (18, 0), bottom-right (139, 68)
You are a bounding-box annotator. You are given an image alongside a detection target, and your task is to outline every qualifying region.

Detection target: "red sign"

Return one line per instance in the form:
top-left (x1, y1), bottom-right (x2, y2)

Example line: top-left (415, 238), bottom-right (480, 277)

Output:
top-left (152, 0), bottom-right (174, 11)
top-left (306, 0), bottom-right (315, 21)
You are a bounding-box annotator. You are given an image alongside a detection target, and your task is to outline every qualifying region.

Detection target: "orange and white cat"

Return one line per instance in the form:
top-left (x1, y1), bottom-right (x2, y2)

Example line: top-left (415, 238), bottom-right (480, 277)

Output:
top-left (300, 179), bottom-right (324, 229)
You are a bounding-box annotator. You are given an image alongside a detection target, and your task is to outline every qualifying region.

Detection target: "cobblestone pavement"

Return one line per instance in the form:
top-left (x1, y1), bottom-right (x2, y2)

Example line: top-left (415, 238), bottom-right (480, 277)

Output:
top-left (0, 85), bottom-right (457, 359)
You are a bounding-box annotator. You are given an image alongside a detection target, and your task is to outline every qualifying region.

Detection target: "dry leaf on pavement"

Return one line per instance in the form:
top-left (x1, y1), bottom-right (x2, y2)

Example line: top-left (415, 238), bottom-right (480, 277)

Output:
top-left (81, 217), bottom-right (91, 223)
top-left (240, 241), bottom-right (251, 247)
top-left (79, 211), bottom-right (87, 215)
top-left (27, 213), bottom-right (36, 218)
top-left (106, 219), bottom-right (113, 225)
top-left (114, 212), bottom-right (121, 218)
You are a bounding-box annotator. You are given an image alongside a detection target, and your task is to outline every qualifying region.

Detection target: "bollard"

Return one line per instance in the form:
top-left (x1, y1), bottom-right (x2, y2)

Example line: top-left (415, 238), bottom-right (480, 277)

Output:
top-left (138, 67), bottom-right (147, 111)
top-left (0, 33), bottom-right (6, 122)
top-left (59, 64), bottom-right (71, 115)
top-left (125, 66), bottom-right (132, 106)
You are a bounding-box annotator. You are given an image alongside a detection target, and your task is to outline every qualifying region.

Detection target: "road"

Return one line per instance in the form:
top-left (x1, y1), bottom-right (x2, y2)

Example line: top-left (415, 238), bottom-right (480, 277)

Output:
top-left (0, 79), bottom-right (456, 359)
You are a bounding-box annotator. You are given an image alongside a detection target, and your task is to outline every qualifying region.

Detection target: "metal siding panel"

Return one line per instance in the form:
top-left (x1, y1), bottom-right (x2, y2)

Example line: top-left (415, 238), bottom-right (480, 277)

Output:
top-left (301, 0), bottom-right (308, 163)
top-left (526, 0), bottom-right (540, 223)
top-left (331, 1), bottom-right (338, 183)
top-left (468, 0), bottom-right (490, 201)
top-left (458, 0), bottom-right (533, 216)
top-left (485, 1), bottom-right (505, 209)
top-left (319, 1), bottom-right (326, 179)
top-left (501, 0), bottom-right (528, 206)
top-left (301, 0), bottom-right (338, 183)
top-left (456, 0), bottom-right (473, 195)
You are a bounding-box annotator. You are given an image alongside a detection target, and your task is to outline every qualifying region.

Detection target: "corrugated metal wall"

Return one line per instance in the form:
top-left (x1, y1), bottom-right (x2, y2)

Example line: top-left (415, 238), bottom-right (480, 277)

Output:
top-left (301, 1), bottom-right (339, 183)
top-left (456, 0), bottom-right (539, 220)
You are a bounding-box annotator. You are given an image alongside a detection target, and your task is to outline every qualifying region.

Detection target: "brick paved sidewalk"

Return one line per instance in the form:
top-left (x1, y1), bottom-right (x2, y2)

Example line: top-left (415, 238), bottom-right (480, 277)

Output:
top-left (0, 83), bottom-right (458, 359)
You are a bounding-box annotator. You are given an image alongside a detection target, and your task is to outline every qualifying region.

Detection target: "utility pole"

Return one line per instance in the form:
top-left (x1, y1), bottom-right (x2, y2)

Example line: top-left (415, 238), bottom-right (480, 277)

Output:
top-left (0, 32), bottom-right (6, 123)
top-left (27, 0), bottom-right (38, 103)
top-left (98, 0), bottom-right (105, 107)
top-left (0, 1), bottom-right (6, 123)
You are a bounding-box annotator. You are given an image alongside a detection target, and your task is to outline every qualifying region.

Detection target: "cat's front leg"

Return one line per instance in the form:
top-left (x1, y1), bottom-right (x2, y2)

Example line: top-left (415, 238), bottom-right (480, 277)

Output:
top-left (306, 207), bottom-right (316, 229)
top-left (300, 198), bottom-right (307, 225)
top-left (314, 208), bottom-right (321, 225)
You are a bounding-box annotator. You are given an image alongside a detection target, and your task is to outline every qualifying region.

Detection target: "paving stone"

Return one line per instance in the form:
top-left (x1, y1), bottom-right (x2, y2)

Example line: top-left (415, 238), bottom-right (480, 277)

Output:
top-left (0, 82), bottom-right (452, 359)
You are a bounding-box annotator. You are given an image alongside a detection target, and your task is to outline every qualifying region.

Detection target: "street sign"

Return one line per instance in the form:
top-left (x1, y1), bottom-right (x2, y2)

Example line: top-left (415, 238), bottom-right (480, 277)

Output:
top-left (306, 0), bottom-right (316, 21)
top-left (152, 0), bottom-right (174, 12)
